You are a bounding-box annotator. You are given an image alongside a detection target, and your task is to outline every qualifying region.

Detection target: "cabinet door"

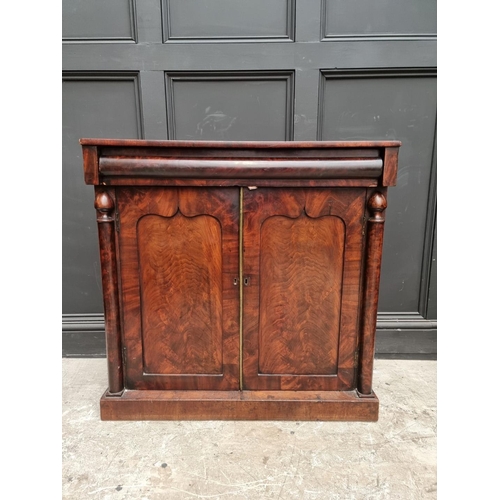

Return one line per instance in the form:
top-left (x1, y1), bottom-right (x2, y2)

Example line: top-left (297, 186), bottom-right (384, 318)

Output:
top-left (117, 187), bottom-right (239, 390)
top-left (242, 188), bottom-right (366, 391)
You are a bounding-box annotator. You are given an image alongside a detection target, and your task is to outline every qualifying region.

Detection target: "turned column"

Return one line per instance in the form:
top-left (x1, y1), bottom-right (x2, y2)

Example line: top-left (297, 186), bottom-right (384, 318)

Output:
top-left (358, 191), bottom-right (387, 396)
top-left (95, 189), bottom-right (124, 395)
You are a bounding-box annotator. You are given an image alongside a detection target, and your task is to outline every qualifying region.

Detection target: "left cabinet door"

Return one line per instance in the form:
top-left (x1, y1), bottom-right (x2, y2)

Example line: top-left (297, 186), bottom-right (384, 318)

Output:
top-left (116, 187), bottom-right (240, 390)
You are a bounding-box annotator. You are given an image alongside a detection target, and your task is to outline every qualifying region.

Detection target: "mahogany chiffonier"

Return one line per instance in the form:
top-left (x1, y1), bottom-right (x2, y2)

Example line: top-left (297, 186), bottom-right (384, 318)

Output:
top-left (81, 139), bottom-right (400, 421)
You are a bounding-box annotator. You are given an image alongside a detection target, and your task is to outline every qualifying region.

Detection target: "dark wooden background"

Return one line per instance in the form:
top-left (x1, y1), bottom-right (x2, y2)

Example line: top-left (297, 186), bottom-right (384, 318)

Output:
top-left (62, 0), bottom-right (437, 358)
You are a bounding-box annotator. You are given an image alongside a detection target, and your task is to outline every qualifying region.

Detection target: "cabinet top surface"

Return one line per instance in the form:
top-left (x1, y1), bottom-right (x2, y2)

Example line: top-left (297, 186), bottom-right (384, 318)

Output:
top-left (80, 138), bottom-right (401, 149)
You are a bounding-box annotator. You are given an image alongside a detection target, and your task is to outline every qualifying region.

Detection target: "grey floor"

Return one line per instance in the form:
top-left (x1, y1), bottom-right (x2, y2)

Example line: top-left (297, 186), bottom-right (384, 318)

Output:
top-left (62, 359), bottom-right (436, 500)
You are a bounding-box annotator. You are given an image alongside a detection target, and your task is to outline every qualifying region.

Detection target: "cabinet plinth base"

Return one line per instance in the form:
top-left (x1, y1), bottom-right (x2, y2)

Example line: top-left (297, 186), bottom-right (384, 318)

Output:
top-left (100, 389), bottom-right (379, 421)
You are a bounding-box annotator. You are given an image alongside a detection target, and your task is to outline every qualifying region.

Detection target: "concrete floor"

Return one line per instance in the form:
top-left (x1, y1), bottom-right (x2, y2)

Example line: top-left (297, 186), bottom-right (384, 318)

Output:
top-left (62, 359), bottom-right (436, 500)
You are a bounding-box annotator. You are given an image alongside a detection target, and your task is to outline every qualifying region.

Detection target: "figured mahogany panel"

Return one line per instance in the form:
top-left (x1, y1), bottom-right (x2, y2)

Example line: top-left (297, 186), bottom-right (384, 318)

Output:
top-left (138, 213), bottom-right (223, 375)
top-left (117, 187), bottom-right (239, 390)
top-left (259, 215), bottom-right (344, 375)
top-left (243, 188), bottom-right (365, 391)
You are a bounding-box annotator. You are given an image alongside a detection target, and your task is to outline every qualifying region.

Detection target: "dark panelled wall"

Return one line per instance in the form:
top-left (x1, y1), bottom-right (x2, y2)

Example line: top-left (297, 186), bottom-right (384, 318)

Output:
top-left (62, 0), bottom-right (437, 357)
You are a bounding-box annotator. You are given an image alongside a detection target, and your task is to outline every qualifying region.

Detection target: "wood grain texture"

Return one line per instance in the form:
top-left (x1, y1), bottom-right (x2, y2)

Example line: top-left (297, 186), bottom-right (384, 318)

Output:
top-left (383, 147), bottom-right (399, 186)
top-left (81, 139), bottom-right (401, 187)
top-left (94, 188), bottom-right (123, 394)
top-left (83, 146), bottom-right (99, 185)
top-left (259, 214), bottom-right (344, 375)
top-left (102, 177), bottom-right (379, 188)
top-left (117, 187), bottom-right (239, 390)
top-left (138, 213), bottom-right (223, 375)
top-left (243, 188), bottom-right (365, 391)
top-left (358, 190), bottom-right (388, 395)
top-left (100, 389), bottom-right (379, 421)
top-left (99, 157), bottom-right (383, 179)
top-left (98, 146), bottom-right (382, 159)
top-left (80, 138), bottom-right (401, 148)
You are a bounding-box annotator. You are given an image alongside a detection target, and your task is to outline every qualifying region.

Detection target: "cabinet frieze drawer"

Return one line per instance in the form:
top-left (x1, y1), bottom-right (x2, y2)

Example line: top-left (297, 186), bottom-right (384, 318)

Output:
top-left (98, 157), bottom-right (383, 179)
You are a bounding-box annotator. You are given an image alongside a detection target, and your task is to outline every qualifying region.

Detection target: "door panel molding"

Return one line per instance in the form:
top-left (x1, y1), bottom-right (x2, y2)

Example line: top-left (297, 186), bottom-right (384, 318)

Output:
top-left (62, 72), bottom-right (144, 140)
top-left (63, 0), bottom-right (138, 44)
top-left (116, 187), bottom-right (240, 390)
top-left (166, 71), bottom-right (295, 141)
top-left (321, 0), bottom-right (437, 41)
top-left (242, 188), bottom-right (366, 391)
top-left (162, 0), bottom-right (296, 42)
top-left (418, 124), bottom-right (437, 318)
top-left (318, 67), bottom-right (437, 324)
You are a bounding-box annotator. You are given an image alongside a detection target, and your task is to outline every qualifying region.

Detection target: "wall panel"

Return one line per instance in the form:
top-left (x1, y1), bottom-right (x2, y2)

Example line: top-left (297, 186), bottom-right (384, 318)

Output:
top-left (62, 0), bottom-right (137, 42)
top-left (167, 72), bottom-right (294, 140)
top-left (163, 0), bottom-right (294, 41)
top-left (62, 74), bottom-right (142, 313)
top-left (322, 0), bottom-right (437, 39)
top-left (319, 69), bottom-right (437, 314)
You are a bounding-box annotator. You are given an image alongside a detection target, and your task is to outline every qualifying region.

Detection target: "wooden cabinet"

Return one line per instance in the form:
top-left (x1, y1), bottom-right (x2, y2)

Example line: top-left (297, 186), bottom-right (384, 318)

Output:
top-left (82, 139), bottom-right (400, 421)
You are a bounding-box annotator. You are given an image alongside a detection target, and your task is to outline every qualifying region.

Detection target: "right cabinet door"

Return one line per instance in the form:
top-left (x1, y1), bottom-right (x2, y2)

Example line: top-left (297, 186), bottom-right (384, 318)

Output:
top-left (242, 188), bottom-right (367, 391)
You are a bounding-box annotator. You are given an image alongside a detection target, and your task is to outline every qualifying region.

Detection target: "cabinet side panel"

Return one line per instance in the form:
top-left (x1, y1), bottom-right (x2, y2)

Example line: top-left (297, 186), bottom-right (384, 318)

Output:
top-left (259, 215), bottom-right (345, 375)
top-left (138, 213), bottom-right (223, 374)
